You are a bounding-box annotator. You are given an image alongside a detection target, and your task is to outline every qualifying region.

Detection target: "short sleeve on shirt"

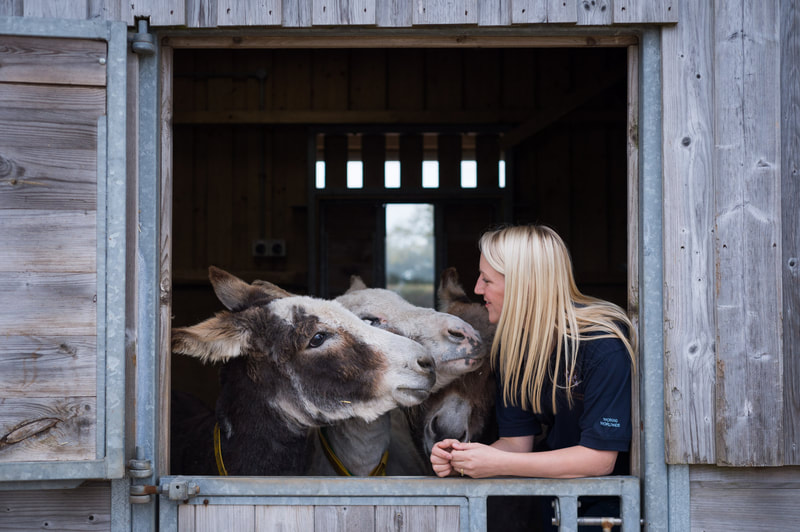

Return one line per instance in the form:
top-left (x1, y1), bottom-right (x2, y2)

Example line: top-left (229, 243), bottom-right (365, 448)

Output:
top-left (495, 380), bottom-right (543, 438)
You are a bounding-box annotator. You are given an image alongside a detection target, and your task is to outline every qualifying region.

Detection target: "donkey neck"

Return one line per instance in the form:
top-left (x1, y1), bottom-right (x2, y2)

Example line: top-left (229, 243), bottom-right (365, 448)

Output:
top-left (321, 413), bottom-right (391, 476)
top-left (215, 359), bottom-right (311, 476)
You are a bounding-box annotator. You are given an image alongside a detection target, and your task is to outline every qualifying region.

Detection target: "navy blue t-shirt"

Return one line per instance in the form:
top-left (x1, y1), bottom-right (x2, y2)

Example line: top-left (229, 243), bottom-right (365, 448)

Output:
top-left (495, 332), bottom-right (632, 475)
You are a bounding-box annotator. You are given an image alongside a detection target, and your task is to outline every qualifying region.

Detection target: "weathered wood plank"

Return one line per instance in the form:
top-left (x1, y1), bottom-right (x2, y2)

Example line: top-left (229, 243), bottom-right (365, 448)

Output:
top-left (0, 36), bottom-right (106, 86)
top-left (193, 505), bottom-right (254, 532)
top-left (0, 210), bottom-right (96, 272)
top-left (0, 481), bottom-right (110, 531)
top-left (376, 0), bottom-right (412, 26)
top-left (0, 397), bottom-right (96, 462)
top-left (546, 0), bottom-right (576, 23)
top-left (626, 43), bottom-right (641, 476)
top-left (0, 272), bottom-right (97, 336)
top-left (613, 0), bottom-right (678, 24)
top-left (782, 0), bottom-right (800, 466)
top-left (89, 0), bottom-right (128, 24)
top-left (282, 0), bottom-right (312, 27)
top-left (256, 505), bottom-right (314, 530)
top-left (511, 0), bottom-right (546, 23)
top-left (129, 0), bottom-right (185, 26)
top-left (217, 0), bottom-right (281, 26)
top-left (714, 1), bottom-right (783, 466)
top-left (0, 83), bottom-right (105, 115)
top-left (22, 0), bottom-right (88, 19)
top-left (0, 336), bottom-right (96, 397)
top-left (314, 505), bottom-right (374, 531)
top-left (159, 44), bottom-right (175, 476)
top-left (178, 503), bottom-right (196, 532)
top-left (375, 505), bottom-right (437, 532)
top-left (576, 0), bottom-right (612, 25)
top-left (412, 0), bottom-right (478, 25)
top-left (478, 0), bottom-right (511, 26)
top-left (661, 0), bottom-right (716, 464)
top-left (312, 0), bottom-right (376, 25)
top-left (436, 505), bottom-right (460, 530)
top-left (0, 145), bottom-right (97, 210)
top-left (690, 467), bottom-right (800, 531)
top-left (186, 0), bottom-right (218, 27)
top-left (0, 0), bottom-right (23, 16)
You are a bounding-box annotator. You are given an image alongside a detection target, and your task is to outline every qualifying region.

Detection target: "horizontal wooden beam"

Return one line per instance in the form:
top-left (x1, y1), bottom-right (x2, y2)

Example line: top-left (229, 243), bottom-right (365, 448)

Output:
top-left (162, 34), bottom-right (638, 50)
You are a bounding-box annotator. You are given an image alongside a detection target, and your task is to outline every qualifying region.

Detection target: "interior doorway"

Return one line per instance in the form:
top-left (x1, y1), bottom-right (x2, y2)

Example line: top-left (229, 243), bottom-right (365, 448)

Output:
top-left (165, 43), bottom-right (633, 469)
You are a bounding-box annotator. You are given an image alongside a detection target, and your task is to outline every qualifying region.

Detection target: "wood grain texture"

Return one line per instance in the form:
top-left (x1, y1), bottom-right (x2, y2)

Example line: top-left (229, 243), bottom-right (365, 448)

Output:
top-left (217, 0), bottom-right (281, 25)
top-left (22, 0), bottom-right (88, 19)
top-left (412, 0), bottom-right (478, 25)
top-left (511, 0), bottom-right (546, 23)
top-left (192, 505), bottom-right (254, 532)
top-left (0, 36), bottom-right (106, 86)
top-left (576, 0), bottom-right (612, 25)
top-left (0, 210), bottom-right (96, 272)
top-left (256, 506), bottom-right (314, 530)
top-left (781, 0), bottom-right (800, 466)
top-left (0, 272), bottom-right (97, 336)
top-left (0, 480), bottom-right (110, 532)
top-left (375, 505), bottom-right (438, 531)
top-left (690, 467), bottom-right (800, 531)
top-left (0, 336), bottom-right (96, 397)
top-left (129, 0), bottom-right (185, 26)
top-left (614, 0), bottom-right (678, 23)
top-left (0, 397), bottom-right (96, 462)
top-left (661, 0), bottom-right (716, 464)
top-left (713, 1), bottom-right (783, 466)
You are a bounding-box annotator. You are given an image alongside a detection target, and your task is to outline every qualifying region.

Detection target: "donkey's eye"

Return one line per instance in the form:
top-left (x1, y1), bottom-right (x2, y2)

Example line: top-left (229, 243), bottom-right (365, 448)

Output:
top-left (308, 332), bottom-right (328, 348)
top-left (362, 316), bottom-right (380, 327)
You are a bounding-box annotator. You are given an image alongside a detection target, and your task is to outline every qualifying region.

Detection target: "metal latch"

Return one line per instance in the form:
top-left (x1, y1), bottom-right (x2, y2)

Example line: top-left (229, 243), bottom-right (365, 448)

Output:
top-left (552, 499), bottom-right (624, 532)
top-left (160, 479), bottom-right (201, 501)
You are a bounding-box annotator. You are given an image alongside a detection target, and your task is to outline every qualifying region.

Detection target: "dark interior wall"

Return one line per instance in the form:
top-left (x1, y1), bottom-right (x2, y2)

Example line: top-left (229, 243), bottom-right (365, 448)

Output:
top-left (168, 46), bottom-right (628, 415)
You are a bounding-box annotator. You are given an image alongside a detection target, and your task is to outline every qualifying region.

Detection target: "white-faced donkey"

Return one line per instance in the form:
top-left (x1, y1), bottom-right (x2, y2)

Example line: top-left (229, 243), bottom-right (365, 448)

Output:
top-left (306, 274), bottom-right (487, 476)
top-left (170, 267), bottom-right (436, 476)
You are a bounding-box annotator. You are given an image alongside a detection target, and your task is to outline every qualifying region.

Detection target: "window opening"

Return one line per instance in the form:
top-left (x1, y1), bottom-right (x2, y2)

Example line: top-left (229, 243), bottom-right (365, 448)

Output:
top-left (385, 203), bottom-right (435, 307)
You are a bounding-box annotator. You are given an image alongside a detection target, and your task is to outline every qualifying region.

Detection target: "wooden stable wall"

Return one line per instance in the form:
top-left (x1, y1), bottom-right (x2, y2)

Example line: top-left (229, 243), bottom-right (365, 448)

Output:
top-left (0, 35), bottom-right (104, 465)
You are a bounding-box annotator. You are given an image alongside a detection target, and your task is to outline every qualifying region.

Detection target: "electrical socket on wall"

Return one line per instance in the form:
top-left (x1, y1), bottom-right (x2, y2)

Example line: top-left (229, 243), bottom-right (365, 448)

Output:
top-left (252, 239), bottom-right (286, 257)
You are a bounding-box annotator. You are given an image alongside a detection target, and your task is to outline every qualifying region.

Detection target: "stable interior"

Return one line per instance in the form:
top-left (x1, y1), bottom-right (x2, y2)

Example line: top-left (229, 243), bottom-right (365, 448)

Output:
top-left (169, 45), bottom-right (630, 443)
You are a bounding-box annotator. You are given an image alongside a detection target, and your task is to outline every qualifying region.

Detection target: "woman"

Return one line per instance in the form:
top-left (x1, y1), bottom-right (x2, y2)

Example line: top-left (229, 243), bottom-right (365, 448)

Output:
top-left (430, 225), bottom-right (637, 480)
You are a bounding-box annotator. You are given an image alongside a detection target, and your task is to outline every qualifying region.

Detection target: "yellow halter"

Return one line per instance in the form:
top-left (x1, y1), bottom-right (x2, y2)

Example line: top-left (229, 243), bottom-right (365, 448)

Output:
top-left (317, 427), bottom-right (388, 477)
top-left (213, 423), bottom-right (229, 476)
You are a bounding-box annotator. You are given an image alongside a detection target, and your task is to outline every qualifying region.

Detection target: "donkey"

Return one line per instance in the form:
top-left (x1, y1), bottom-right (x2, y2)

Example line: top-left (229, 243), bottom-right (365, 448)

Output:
top-left (306, 276), bottom-right (486, 476)
top-left (413, 266), bottom-right (498, 458)
top-left (170, 267), bottom-right (436, 476)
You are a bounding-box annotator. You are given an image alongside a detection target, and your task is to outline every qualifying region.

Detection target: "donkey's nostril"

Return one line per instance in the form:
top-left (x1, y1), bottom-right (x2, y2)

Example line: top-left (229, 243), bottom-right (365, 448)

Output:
top-left (448, 329), bottom-right (465, 340)
top-left (417, 354), bottom-right (435, 372)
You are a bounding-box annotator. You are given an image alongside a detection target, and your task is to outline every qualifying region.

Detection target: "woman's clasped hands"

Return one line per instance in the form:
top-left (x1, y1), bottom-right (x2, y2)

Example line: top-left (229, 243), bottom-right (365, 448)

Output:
top-left (430, 438), bottom-right (503, 479)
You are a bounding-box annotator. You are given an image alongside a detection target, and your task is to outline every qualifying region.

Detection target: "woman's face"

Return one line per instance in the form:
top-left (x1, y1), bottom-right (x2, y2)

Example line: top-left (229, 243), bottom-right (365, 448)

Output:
top-left (474, 254), bottom-right (505, 324)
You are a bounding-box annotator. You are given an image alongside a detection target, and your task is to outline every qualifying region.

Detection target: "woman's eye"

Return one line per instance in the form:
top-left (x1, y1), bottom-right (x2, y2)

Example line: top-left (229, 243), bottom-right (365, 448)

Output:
top-left (362, 316), bottom-right (380, 326)
top-left (309, 332), bottom-right (328, 348)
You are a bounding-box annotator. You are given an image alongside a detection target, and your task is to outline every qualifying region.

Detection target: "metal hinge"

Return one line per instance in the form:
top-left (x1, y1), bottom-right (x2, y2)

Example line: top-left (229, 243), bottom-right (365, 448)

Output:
top-left (127, 454), bottom-right (155, 504)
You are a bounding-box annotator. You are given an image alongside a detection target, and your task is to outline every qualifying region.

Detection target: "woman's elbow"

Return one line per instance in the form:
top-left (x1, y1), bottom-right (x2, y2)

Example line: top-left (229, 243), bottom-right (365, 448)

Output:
top-left (585, 449), bottom-right (618, 476)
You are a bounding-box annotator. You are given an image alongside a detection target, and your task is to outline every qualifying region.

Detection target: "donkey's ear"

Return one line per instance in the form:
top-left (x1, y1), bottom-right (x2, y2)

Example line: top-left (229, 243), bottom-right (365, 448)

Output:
top-left (346, 275), bottom-right (369, 293)
top-left (251, 279), bottom-right (295, 298)
top-left (172, 313), bottom-right (249, 364)
top-left (437, 267), bottom-right (470, 308)
top-left (208, 266), bottom-right (286, 311)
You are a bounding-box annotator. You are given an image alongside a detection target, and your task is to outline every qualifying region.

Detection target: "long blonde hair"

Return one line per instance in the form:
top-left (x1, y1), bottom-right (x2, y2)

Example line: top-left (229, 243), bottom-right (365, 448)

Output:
top-left (480, 225), bottom-right (637, 413)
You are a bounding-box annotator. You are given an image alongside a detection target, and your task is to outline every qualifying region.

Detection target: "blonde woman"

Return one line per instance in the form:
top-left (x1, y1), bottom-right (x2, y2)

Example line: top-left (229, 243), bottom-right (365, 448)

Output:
top-left (430, 224), bottom-right (637, 481)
